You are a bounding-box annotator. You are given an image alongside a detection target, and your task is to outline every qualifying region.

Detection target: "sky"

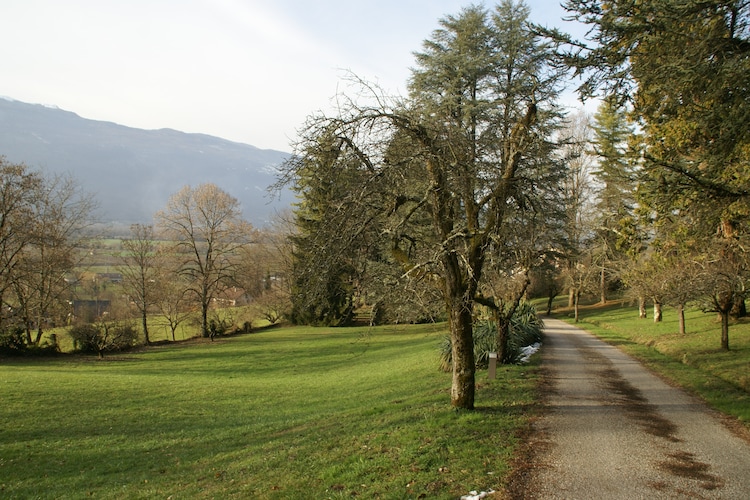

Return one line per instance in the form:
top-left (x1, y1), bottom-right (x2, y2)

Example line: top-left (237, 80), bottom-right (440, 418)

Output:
top-left (1, 1), bottom-right (591, 152)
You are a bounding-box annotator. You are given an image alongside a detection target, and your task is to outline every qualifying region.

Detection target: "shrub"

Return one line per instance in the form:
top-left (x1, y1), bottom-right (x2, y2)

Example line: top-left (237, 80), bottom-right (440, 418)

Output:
top-left (69, 322), bottom-right (139, 358)
top-left (0, 327), bottom-right (27, 355)
top-left (0, 327), bottom-right (59, 356)
top-left (439, 302), bottom-right (544, 370)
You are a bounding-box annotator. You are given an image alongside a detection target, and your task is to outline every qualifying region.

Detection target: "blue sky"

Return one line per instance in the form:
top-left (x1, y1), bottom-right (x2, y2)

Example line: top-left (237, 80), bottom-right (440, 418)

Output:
top-left (1, 1), bottom-right (590, 152)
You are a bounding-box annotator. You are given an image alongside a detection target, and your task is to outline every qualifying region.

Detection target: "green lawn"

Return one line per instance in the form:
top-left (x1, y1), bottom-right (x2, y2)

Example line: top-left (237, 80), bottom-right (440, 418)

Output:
top-left (0, 323), bottom-right (540, 499)
top-left (556, 301), bottom-right (750, 426)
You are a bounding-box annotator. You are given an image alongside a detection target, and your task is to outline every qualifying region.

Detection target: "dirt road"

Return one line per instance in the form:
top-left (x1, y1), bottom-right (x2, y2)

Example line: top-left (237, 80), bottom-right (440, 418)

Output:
top-left (514, 318), bottom-right (750, 499)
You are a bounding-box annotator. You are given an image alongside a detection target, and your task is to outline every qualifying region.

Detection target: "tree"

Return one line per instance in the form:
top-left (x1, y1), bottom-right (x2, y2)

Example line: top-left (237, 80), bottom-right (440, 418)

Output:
top-left (696, 241), bottom-right (750, 350)
top-left (156, 184), bottom-right (252, 338)
top-left (556, 112), bottom-right (597, 309)
top-left (589, 95), bottom-right (638, 303)
top-left (0, 158), bottom-right (42, 331)
top-left (285, 131), bottom-right (365, 326)
top-left (153, 265), bottom-right (195, 342)
top-left (279, 1), bottom-right (565, 408)
top-left (11, 172), bottom-right (94, 345)
top-left (238, 218), bottom-right (295, 325)
top-left (119, 224), bottom-right (159, 345)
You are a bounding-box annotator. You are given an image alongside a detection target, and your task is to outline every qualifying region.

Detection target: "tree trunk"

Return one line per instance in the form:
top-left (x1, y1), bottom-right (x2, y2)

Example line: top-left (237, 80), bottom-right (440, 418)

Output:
top-left (568, 287), bottom-right (575, 308)
top-left (142, 311), bottom-right (150, 345)
top-left (677, 303), bottom-right (686, 335)
top-left (638, 297), bottom-right (647, 319)
top-left (449, 299), bottom-right (475, 409)
top-left (495, 313), bottom-right (511, 364)
top-left (546, 293), bottom-right (554, 316)
top-left (731, 296), bottom-right (746, 318)
top-left (599, 267), bottom-right (606, 304)
top-left (201, 298), bottom-right (210, 339)
top-left (720, 309), bottom-right (730, 351)
top-left (34, 326), bottom-right (44, 346)
top-left (574, 289), bottom-right (580, 323)
top-left (653, 300), bottom-right (662, 322)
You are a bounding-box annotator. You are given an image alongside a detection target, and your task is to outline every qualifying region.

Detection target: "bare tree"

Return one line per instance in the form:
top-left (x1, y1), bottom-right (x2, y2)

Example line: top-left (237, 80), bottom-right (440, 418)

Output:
top-left (119, 224), bottom-right (159, 345)
top-left (0, 158), bottom-right (42, 330)
top-left (156, 184), bottom-right (252, 339)
top-left (238, 217), bottom-right (295, 325)
top-left (153, 263), bottom-right (195, 342)
top-left (12, 172), bottom-right (95, 344)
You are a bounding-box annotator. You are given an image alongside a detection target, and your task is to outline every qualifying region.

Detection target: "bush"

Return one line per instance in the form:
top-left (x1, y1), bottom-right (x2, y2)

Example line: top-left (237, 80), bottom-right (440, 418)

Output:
top-left (0, 327), bottom-right (59, 356)
top-left (0, 327), bottom-right (27, 355)
top-left (439, 301), bottom-right (544, 370)
top-left (69, 322), bottom-right (139, 357)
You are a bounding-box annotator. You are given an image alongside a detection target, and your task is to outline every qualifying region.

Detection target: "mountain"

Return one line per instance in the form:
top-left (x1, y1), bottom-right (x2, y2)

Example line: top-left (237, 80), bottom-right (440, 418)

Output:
top-left (0, 97), bottom-right (293, 226)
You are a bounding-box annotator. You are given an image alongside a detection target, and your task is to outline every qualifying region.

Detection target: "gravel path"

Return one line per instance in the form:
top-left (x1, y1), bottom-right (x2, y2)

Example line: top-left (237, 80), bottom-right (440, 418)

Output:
top-left (516, 318), bottom-right (750, 499)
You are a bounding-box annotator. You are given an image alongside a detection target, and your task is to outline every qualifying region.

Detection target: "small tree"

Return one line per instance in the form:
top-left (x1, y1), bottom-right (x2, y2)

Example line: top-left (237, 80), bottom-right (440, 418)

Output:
top-left (69, 320), bottom-right (139, 358)
top-left (696, 241), bottom-right (750, 351)
top-left (152, 256), bottom-right (197, 341)
top-left (119, 224), bottom-right (159, 345)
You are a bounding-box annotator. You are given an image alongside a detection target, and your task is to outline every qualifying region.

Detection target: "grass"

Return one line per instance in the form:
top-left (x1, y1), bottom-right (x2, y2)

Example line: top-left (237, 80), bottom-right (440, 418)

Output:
top-left (554, 300), bottom-right (750, 426)
top-left (0, 322), bottom-right (541, 499)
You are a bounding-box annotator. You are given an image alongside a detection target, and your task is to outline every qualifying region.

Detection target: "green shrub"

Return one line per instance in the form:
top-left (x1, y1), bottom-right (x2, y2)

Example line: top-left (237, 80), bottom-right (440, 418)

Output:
top-left (0, 327), bottom-right (27, 355)
top-left (0, 327), bottom-right (59, 356)
top-left (439, 302), bottom-right (543, 370)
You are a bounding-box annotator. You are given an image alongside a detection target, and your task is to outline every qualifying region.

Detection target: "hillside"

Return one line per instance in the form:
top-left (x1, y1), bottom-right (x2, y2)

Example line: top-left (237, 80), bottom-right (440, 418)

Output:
top-left (0, 97), bottom-right (293, 226)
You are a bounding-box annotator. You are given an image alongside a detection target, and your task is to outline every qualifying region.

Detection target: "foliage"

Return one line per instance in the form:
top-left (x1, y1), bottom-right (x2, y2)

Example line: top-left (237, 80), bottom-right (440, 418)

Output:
top-left (540, 0), bottom-right (750, 345)
top-left (440, 302), bottom-right (544, 370)
top-left (0, 326), bottom-right (60, 356)
top-left (68, 322), bottom-right (139, 358)
top-left (0, 327), bottom-right (28, 355)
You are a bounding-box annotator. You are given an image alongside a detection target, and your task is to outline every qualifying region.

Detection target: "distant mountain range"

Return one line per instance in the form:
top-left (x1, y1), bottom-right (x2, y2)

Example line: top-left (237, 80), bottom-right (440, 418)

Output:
top-left (0, 97), bottom-right (293, 227)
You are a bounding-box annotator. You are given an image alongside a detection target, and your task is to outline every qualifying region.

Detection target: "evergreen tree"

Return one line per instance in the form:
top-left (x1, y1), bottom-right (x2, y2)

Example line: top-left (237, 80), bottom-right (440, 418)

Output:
top-left (590, 95), bottom-right (638, 302)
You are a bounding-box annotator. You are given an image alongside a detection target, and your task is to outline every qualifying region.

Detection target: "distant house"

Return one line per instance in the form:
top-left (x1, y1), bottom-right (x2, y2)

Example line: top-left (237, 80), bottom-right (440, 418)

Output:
top-left (212, 287), bottom-right (248, 307)
top-left (96, 273), bottom-right (123, 284)
top-left (71, 299), bottom-right (111, 322)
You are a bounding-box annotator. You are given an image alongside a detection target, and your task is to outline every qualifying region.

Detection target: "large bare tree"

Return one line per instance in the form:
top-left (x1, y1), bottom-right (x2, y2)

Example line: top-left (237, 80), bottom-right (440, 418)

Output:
top-left (156, 183), bottom-right (252, 339)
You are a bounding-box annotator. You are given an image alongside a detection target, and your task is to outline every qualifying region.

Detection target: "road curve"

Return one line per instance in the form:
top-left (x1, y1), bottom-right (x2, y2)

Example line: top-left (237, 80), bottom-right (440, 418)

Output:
top-left (517, 318), bottom-right (750, 499)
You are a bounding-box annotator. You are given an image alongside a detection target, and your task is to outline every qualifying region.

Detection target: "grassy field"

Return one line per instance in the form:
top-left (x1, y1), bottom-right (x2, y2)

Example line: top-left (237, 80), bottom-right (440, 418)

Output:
top-left (555, 300), bottom-right (750, 426)
top-left (0, 322), bottom-right (541, 499)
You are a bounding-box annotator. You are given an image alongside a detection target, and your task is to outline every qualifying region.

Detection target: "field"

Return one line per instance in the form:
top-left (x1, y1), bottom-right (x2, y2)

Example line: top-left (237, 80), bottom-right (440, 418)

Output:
top-left (557, 300), bottom-right (750, 425)
top-left (0, 323), bottom-right (541, 499)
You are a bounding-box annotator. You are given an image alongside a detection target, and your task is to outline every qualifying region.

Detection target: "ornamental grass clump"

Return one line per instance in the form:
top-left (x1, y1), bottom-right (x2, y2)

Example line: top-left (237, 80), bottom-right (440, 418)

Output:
top-left (439, 302), bottom-right (543, 370)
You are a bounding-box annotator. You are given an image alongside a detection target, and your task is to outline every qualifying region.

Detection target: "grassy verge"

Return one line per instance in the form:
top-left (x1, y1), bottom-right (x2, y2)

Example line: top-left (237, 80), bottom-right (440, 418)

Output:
top-left (0, 323), bottom-right (541, 499)
top-left (555, 301), bottom-right (750, 426)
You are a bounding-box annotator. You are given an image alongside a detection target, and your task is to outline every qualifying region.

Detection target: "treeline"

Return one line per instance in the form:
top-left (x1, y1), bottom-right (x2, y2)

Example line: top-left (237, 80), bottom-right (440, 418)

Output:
top-left (0, 167), bottom-right (288, 357)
